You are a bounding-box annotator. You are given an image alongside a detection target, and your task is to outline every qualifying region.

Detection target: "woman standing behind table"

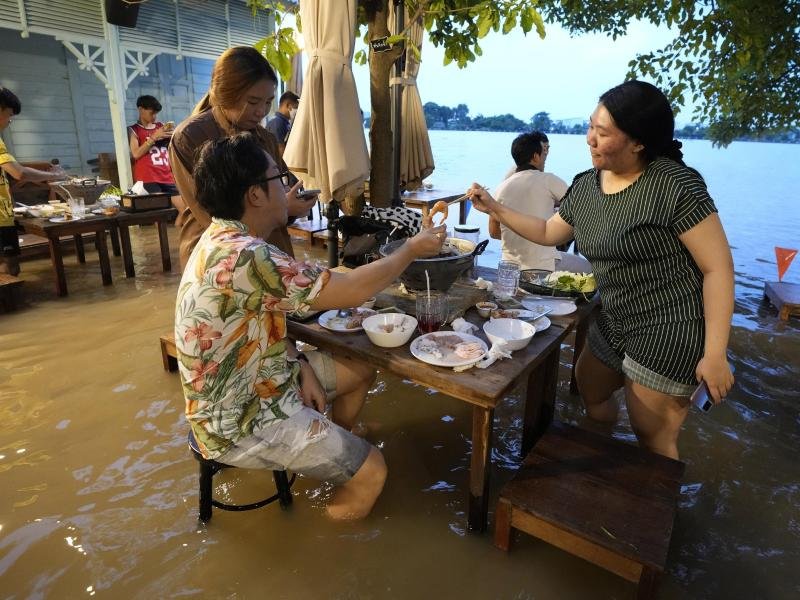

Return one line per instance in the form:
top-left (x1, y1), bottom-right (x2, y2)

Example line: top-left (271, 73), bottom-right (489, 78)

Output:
top-left (468, 80), bottom-right (735, 459)
top-left (169, 46), bottom-right (315, 269)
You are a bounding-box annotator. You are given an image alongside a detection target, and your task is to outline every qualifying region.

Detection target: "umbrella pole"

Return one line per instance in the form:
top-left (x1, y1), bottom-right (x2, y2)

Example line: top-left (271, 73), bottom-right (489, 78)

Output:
top-left (390, 0), bottom-right (405, 207)
top-left (326, 199), bottom-right (340, 267)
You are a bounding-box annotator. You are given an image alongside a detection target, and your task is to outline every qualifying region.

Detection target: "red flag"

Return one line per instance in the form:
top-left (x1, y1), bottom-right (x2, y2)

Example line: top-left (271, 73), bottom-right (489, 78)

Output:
top-left (775, 247), bottom-right (798, 281)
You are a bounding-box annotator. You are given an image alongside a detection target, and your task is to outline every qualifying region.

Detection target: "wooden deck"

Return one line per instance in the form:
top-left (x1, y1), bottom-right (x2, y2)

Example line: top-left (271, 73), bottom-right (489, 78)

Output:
top-left (764, 280), bottom-right (800, 321)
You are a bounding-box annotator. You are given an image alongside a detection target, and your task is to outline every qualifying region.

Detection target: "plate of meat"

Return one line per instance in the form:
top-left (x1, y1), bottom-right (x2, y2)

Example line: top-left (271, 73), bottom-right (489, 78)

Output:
top-left (410, 331), bottom-right (488, 367)
top-left (318, 308), bottom-right (376, 332)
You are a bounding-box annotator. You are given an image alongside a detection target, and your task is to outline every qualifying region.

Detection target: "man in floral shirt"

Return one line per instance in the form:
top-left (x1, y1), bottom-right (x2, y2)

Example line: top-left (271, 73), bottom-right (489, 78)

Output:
top-left (176, 132), bottom-right (444, 520)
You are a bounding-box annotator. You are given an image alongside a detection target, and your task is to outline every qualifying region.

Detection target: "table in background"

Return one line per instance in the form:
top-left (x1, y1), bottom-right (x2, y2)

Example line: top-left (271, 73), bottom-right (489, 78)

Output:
top-left (401, 189), bottom-right (468, 224)
top-left (15, 214), bottom-right (114, 296)
top-left (115, 207), bottom-right (177, 277)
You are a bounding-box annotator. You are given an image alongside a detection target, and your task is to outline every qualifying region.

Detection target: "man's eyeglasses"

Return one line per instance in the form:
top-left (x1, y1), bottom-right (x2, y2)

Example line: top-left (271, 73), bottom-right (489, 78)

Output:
top-left (261, 171), bottom-right (291, 187)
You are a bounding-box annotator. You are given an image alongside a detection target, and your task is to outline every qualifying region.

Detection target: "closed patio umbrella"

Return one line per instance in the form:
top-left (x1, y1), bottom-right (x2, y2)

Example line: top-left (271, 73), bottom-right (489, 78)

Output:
top-left (283, 0), bottom-right (368, 265)
top-left (389, 5), bottom-right (434, 191)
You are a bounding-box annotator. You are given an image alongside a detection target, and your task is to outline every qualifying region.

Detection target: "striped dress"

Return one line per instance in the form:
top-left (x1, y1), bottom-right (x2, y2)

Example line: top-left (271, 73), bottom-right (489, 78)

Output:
top-left (559, 158), bottom-right (717, 385)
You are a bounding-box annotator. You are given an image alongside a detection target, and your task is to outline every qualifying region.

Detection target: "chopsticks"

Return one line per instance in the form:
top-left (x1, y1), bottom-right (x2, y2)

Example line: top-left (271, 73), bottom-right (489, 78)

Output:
top-left (445, 184), bottom-right (486, 206)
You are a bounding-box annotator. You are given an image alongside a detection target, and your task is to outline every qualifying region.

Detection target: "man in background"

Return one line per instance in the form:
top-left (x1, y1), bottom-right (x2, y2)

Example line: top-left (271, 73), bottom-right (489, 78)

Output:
top-left (489, 131), bottom-right (568, 271)
top-left (266, 91), bottom-right (299, 158)
top-left (0, 86), bottom-right (65, 275)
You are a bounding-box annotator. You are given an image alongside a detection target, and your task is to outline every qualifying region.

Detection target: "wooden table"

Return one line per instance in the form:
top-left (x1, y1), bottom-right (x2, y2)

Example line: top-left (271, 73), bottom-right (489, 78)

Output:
top-left (115, 207), bottom-right (177, 277)
top-left (287, 268), bottom-right (597, 532)
top-left (400, 189), bottom-right (469, 224)
top-left (15, 214), bottom-right (115, 296)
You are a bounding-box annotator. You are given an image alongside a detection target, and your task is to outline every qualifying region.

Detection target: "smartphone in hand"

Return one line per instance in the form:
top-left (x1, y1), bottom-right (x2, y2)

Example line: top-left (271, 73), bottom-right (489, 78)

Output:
top-left (297, 188), bottom-right (321, 200)
top-left (691, 363), bottom-right (735, 412)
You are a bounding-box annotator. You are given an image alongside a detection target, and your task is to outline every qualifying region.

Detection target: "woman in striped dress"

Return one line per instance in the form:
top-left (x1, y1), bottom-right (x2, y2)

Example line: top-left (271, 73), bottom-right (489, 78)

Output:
top-left (468, 81), bottom-right (734, 459)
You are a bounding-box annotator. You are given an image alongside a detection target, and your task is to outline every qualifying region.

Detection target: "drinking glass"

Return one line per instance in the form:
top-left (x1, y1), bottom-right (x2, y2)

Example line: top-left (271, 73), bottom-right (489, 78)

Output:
top-left (68, 196), bottom-right (85, 219)
top-left (494, 260), bottom-right (520, 300)
top-left (416, 292), bottom-right (448, 334)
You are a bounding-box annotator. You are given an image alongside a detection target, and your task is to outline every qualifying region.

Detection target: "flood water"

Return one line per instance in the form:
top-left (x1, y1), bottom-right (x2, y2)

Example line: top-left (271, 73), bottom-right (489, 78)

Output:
top-left (2, 137), bottom-right (800, 598)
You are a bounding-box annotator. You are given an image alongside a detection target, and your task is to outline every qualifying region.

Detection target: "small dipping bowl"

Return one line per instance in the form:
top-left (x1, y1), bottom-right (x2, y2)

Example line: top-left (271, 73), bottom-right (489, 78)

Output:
top-left (360, 297), bottom-right (376, 310)
top-left (362, 313), bottom-right (417, 348)
top-left (475, 301), bottom-right (497, 319)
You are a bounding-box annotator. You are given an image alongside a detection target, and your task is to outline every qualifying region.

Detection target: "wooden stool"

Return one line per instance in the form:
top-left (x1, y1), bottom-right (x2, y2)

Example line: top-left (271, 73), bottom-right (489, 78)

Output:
top-left (160, 333), bottom-right (178, 371)
top-left (189, 430), bottom-right (295, 523)
top-left (764, 281), bottom-right (800, 321)
top-left (0, 273), bottom-right (24, 311)
top-left (495, 421), bottom-right (685, 599)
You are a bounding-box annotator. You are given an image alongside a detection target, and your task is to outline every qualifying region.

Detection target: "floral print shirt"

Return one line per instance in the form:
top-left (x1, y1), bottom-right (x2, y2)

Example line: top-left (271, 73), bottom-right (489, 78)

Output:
top-left (175, 218), bottom-right (330, 459)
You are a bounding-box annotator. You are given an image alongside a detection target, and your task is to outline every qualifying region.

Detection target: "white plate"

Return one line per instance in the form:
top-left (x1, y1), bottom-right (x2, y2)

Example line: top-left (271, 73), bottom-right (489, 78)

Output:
top-left (49, 216), bottom-right (83, 223)
top-left (318, 308), bottom-right (376, 332)
top-left (410, 331), bottom-right (488, 367)
top-left (521, 297), bottom-right (577, 316)
top-left (533, 316), bottom-right (551, 333)
top-left (490, 308), bottom-right (550, 320)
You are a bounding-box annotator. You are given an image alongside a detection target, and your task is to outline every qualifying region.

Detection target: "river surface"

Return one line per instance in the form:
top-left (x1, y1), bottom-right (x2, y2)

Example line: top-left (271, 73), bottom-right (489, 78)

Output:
top-left (1, 132), bottom-right (799, 598)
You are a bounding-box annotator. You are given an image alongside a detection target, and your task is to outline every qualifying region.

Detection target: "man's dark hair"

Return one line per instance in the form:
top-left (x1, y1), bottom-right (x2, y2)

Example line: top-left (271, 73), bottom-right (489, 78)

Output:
top-left (279, 91), bottom-right (300, 106)
top-left (194, 132), bottom-right (270, 220)
top-left (511, 132), bottom-right (545, 167)
top-left (136, 95), bottom-right (162, 112)
top-left (0, 87), bottom-right (21, 115)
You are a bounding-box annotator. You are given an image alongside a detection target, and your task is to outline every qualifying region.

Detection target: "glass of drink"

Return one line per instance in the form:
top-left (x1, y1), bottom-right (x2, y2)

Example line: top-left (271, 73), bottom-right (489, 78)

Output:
top-left (494, 260), bottom-right (520, 300)
top-left (416, 291), bottom-right (448, 334)
top-left (68, 196), bottom-right (85, 219)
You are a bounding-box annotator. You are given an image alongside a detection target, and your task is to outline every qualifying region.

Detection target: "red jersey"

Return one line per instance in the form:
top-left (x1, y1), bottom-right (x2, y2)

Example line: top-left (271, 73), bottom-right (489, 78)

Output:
top-left (129, 122), bottom-right (175, 184)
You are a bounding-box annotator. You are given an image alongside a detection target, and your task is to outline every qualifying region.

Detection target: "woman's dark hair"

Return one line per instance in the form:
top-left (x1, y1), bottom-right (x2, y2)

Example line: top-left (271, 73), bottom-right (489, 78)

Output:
top-left (599, 80), bottom-right (685, 165)
top-left (0, 87), bottom-right (22, 115)
top-left (136, 95), bottom-right (162, 112)
top-left (194, 132), bottom-right (271, 220)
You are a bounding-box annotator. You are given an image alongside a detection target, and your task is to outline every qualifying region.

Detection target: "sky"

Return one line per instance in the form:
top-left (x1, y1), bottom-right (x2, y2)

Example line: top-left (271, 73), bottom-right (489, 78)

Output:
top-left (350, 20), bottom-right (693, 125)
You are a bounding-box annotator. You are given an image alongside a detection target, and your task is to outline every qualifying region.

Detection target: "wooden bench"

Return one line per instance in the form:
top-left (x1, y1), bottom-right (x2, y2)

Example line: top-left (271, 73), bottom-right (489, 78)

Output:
top-left (160, 333), bottom-right (178, 372)
top-left (287, 217), bottom-right (328, 245)
top-left (0, 273), bottom-right (24, 311)
top-left (764, 281), bottom-right (800, 321)
top-left (494, 421), bottom-right (685, 600)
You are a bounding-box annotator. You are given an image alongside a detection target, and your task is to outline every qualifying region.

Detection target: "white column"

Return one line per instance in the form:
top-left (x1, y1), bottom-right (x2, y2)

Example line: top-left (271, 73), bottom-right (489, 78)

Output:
top-left (102, 17), bottom-right (133, 190)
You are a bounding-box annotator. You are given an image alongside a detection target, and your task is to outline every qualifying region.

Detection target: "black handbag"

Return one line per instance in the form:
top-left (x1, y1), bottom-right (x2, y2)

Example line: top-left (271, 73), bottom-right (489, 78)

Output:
top-left (338, 215), bottom-right (412, 267)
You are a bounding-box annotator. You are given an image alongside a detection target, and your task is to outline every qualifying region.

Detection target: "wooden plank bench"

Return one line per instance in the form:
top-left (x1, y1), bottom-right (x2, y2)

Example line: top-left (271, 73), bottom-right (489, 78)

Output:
top-left (287, 217), bottom-right (328, 245)
top-left (494, 421), bottom-right (685, 599)
top-left (0, 273), bottom-right (24, 311)
top-left (764, 281), bottom-right (800, 321)
top-left (160, 333), bottom-right (178, 372)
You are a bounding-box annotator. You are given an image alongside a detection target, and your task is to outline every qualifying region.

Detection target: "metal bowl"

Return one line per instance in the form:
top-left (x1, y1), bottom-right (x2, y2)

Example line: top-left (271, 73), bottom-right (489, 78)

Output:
top-left (379, 238), bottom-right (489, 292)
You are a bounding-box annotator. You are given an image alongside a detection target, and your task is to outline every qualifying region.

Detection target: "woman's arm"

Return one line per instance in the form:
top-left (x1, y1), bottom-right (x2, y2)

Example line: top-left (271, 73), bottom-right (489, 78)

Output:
top-left (311, 226), bottom-right (445, 310)
top-left (468, 184), bottom-right (574, 246)
top-left (679, 213), bottom-right (735, 402)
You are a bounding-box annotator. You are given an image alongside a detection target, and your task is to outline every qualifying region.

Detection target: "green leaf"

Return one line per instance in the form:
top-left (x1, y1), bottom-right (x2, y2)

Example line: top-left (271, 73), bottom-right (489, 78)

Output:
top-left (476, 12), bottom-right (492, 38)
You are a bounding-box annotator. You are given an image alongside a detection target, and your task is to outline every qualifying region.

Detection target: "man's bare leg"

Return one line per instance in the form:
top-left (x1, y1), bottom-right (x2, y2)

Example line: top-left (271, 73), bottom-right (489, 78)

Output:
top-left (326, 447), bottom-right (387, 520)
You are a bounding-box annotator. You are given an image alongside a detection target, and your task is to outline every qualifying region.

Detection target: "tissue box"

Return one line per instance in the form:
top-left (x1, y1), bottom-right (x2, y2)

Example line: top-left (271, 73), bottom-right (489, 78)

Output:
top-left (120, 193), bottom-right (172, 212)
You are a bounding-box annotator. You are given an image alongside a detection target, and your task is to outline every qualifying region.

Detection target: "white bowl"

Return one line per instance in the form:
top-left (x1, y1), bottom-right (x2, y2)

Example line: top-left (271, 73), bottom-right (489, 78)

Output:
top-left (483, 318), bottom-right (536, 351)
top-left (475, 301), bottom-right (497, 318)
top-left (362, 313), bottom-right (417, 348)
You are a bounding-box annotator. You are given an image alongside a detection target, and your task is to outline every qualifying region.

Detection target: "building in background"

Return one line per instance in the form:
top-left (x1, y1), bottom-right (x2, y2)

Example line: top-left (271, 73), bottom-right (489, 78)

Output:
top-left (0, 0), bottom-right (274, 188)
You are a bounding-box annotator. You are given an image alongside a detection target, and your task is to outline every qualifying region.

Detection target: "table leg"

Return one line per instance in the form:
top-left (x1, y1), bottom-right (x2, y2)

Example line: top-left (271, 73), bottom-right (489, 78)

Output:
top-left (459, 201), bottom-right (468, 224)
top-left (109, 223), bottom-right (121, 257)
top-left (522, 346), bottom-right (561, 456)
top-left (96, 229), bottom-right (112, 286)
top-left (118, 224), bottom-right (135, 278)
top-left (157, 220), bottom-right (171, 272)
top-left (74, 234), bottom-right (86, 263)
top-left (468, 405), bottom-right (494, 533)
top-left (47, 236), bottom-right (68, 296)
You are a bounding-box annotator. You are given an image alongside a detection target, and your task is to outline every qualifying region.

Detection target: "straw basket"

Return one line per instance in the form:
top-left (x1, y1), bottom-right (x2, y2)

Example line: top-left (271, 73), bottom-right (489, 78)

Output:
top-left (49, 179), bottom-right (111, 206)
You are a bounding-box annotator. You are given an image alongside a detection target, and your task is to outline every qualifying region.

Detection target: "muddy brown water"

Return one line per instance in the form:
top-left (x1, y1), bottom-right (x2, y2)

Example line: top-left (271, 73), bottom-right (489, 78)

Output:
top-left (1, 226), bottom-right (798, 599)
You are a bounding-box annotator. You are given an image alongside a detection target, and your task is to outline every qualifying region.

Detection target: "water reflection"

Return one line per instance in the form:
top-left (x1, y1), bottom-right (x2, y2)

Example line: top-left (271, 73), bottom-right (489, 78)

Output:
top-left (0, 224), bottom-right (798, 598)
